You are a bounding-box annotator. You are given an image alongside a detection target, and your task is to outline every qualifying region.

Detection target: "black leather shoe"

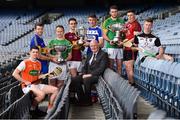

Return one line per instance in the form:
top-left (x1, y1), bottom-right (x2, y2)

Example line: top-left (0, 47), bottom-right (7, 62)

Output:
top-left (70, 97), bottom-right (78, 104)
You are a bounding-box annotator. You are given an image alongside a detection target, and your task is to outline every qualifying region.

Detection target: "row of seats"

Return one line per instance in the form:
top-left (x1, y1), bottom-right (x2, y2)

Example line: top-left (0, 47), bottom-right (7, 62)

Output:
top-left (134, 57), bottom-right (180, 118)
top-left (0, 10), bottom-right (43, 45)
top-left (0, 81), bottom-right (21, 114)
top-left (97, 76), bottom-right (123, 119)
top-left (0, 76), bottom-right (71, 119)
top-left (45, 76), bottom-right (71, 119)
top-left (0, 9), bottom-right (106, 65)
top-left (0, 91), bottom-right (32, 119)
top-left (153, 13), bottom-right (180, 63)
top-left (97, 68), bottom-right (140, 119)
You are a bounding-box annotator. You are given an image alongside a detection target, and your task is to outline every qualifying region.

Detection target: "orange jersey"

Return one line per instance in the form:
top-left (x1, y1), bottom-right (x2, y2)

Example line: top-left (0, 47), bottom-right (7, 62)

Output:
top-left (21, 59), bottom-right (41, 88)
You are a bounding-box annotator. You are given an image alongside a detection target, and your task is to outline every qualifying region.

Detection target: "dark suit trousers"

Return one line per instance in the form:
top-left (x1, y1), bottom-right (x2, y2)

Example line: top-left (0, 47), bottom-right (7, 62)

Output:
top-left (71, 75), bottom-right (99, 103)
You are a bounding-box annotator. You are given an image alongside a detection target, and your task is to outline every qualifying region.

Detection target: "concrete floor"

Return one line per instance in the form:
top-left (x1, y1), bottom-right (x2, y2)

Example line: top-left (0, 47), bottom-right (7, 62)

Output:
top-left (38, 96), bottom-right (156, 119)
top-left (67, 96), bottom-right (156, 119)
top-left (137, 97), bottom-right (157, 119)
top-left (68, 102), bottom-right (105, 119)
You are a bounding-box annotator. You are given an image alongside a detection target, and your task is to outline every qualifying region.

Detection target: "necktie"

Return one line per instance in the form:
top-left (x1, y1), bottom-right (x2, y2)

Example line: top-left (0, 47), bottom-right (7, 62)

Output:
top-left (91, 54), bottom-right (96, 64)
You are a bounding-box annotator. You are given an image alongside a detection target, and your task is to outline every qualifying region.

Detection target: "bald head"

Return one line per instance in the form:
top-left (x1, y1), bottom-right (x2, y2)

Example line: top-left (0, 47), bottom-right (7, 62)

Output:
top-left (90, 40), bottom-right (99, 53)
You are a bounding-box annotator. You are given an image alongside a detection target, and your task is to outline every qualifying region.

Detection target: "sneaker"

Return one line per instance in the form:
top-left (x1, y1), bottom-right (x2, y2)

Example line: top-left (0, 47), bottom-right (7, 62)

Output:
top-left (92, 96), bottom-right (98, 103)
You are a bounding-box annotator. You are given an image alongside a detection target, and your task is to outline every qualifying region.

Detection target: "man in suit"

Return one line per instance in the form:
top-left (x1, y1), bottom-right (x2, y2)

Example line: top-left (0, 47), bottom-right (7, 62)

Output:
top-left (71, 40), bottom-right (108, 105)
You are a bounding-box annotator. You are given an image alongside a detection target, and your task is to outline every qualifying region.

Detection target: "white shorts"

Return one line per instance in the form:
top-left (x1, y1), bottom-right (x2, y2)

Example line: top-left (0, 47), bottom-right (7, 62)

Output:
top-left (22, 84), bottom-right (45, 94)
top-left (107, 48), bottom-right (123, 59)
top-left (67, 61), bottom-right (82, 72)
top-left (49, 62), bottom-right (68, 80)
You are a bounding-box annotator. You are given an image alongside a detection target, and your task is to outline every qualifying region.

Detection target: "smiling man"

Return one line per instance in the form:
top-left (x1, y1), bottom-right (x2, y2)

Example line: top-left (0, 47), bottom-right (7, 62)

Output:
top-left (30, 22), bottom-right (57, 75)
top-left (102, 5), bottom-right (125, 75)
top-left (71, 40), bottom-right (108, 106)
top-left (123, 9), bottom-right (141, 85)
top-left (12, 46), bottom-right (58, 115)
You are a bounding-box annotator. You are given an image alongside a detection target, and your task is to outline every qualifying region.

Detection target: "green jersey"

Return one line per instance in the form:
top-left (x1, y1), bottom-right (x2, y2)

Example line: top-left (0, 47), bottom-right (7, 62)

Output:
top-left (48, 39), bottom-right (72, 59)
top-left (102, 17), bottom-right (125, 48)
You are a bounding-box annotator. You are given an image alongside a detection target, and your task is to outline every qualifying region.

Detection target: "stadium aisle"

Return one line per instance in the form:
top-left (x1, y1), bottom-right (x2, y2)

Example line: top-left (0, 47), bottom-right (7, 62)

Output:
top-left (38, 96), bottom-right (157, 119)
top-left (68, 102), bottom-right (105, 119)
top-left (137, 97), bottom-right (157, 119)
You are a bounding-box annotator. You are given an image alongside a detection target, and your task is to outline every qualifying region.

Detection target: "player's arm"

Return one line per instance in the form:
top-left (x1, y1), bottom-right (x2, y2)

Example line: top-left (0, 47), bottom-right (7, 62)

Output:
top-left (65, 42), bottom-right (72, 61)
top-left (102, 21), bottom-right (111, 42)
top-left (133, 36), bottom-right (139, 47)
top-left (102, 29), bottom-right (111, 42)
top-left (154, 37), bottom-right (163, 59)
top-left (66, 52), bottom-right (72, 61)
top-left (12, 62), bottom-right (31, 85)
top-left (156, 46), bottom-right (164, 59)
top-left (159, 46), bottom-right (164, 55)
top-left (98, 28), bottom-right (104, 47)
top-left (12, 69), bottom-right (31, 85)
top-left (98, 37), bottom-right (104, 47)
top-left (38, 54), bottom-right (53, 61)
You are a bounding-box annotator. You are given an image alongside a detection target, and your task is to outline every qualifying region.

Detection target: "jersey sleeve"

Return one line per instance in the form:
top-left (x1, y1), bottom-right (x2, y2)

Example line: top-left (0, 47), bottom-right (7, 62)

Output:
top-left (154, 37), bottom-right (161, 47)
top-left (64, 33), bottom-right (68, 40)
top-left (30, 37), bottom-right (36, 48)
top-left (134, 22), bottom-right (142, 32)
top-left (66, 40), bottom-right (72, 53)
top-left (134, 35), bottom-right (139, 44)
top-left (98, 28), bottom-right (103, 39)
top-left (48, 40), bottom-right (53, 48)
top-left (17, 61), bottom-right (26, 71)
top-left (102, 19), bottom-right (108, 33)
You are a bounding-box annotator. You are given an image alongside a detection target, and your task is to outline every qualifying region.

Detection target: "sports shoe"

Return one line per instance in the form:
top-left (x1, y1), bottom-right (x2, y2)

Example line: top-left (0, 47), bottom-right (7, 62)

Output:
top-left (91, 96), bottom-right (98, 103)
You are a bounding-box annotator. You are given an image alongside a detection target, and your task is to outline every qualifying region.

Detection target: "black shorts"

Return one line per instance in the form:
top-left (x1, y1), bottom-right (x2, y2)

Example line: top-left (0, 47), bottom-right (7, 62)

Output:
top-left (123, 50), bottom-right (134, 61)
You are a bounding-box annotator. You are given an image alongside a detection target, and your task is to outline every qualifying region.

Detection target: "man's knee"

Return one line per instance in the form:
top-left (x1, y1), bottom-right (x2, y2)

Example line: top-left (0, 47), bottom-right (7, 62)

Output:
top-left (52, 86), bottom-right (58, 94)
top-left (83, 77), bottom-right (98, 86)
top-left (71, 75), bottom-right (82, 84)
top-left (36, 92), bottom-right (45, 102)
top-left (83, 77), bottom-right (92, 84)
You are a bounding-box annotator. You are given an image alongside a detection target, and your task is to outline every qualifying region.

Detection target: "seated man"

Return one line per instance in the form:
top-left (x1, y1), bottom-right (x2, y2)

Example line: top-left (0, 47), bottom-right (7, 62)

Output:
top-left (71, 40), bottom-right (108, 105)
top-left (12, 46), bottom-right (58, 115)
top-left (134, 18), bottom-right (173, 62)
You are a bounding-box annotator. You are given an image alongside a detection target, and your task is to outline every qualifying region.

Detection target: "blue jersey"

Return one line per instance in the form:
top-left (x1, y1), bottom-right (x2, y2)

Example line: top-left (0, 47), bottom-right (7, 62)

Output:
top-left (86, 26), bottom-right (102, 55)
top-left (30, 34), bottom-right (49, 74)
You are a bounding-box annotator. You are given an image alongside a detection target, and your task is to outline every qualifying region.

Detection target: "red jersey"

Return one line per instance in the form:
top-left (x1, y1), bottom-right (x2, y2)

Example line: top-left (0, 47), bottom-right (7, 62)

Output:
top-left (65, 32), bottom-right (82, 61)
top-left (125, 20), bottom-right (141, 40)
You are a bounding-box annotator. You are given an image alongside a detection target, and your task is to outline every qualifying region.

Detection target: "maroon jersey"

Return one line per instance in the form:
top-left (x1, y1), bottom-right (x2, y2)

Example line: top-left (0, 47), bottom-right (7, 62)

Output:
top-left (65, 32), bottom-right (82, 61)
top-left (125, 20), bottom-right (141, 40)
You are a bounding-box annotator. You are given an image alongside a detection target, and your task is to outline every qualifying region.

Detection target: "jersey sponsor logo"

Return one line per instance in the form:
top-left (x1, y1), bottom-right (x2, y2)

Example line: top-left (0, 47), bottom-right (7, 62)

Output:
top-left (87, 30), bottom-right (98, 35)
top-left (86, 35), bottom-right (96, 41)
top-left (137, 36), bottom-right (158, 52)
top-left (29, 70), bottom-right (39, 76)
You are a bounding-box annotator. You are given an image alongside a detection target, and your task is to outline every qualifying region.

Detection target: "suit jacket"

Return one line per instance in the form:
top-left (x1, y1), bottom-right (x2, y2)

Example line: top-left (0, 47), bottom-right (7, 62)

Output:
top-left (82, 50), bottom-right (108, 76)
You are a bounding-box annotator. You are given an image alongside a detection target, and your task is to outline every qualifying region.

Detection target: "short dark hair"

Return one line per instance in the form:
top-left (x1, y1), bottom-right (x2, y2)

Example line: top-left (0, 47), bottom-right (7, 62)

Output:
top-left (56, 25), bottom-right (64, 30)
top-left (30, 46), bottom-right (39, 51)
top-left (110, 5), bottom-right (118, 10)
top-left (88, 14), bottom-right (97, 19)
top-left (145, 17), bottom-right (153, 23)
top-left (127, 9), bottom-right (135, 14)
top-left (34, 22), bottom-right (44, 29)
top-left (68, 18), bottom-right (77, 24)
